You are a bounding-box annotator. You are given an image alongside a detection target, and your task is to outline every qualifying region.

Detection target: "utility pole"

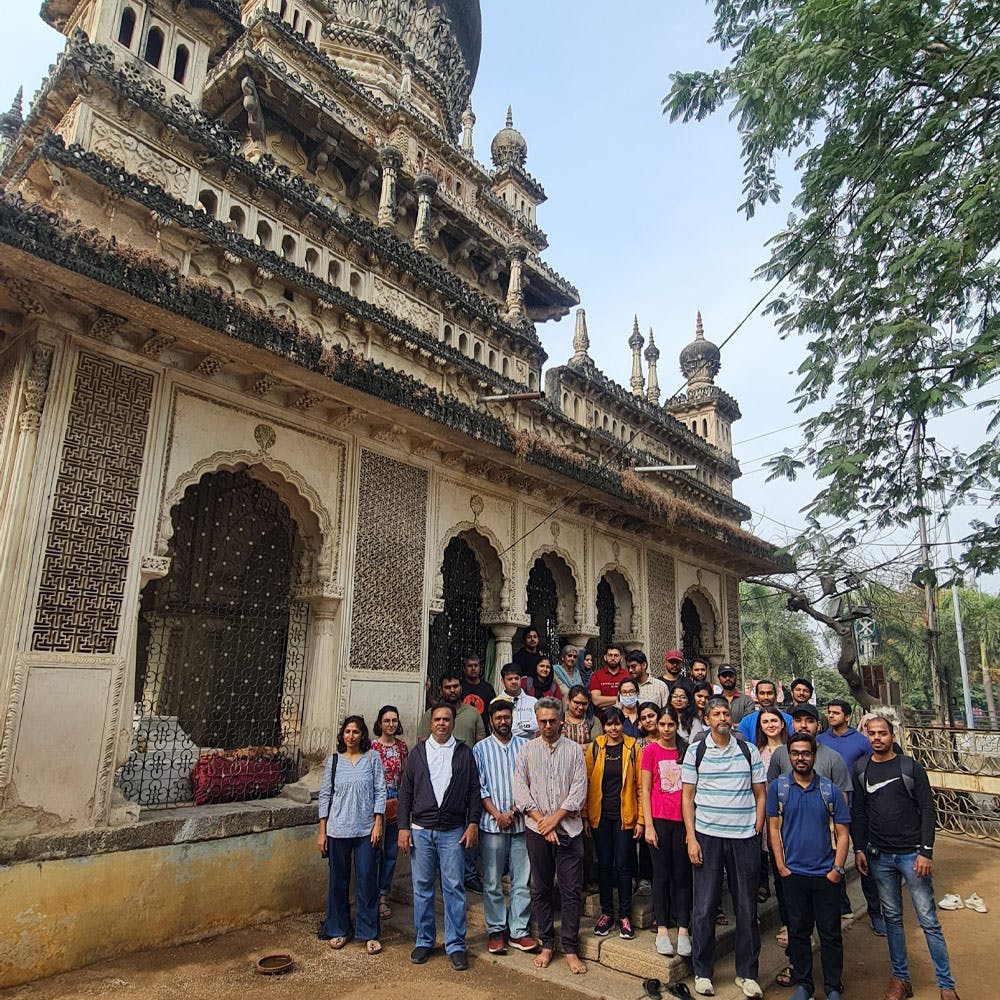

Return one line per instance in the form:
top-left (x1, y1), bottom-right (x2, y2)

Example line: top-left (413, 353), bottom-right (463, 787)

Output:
top-left (914, 419), bottom-right (947, 724)
top-left (943, 512), bottom-right (974, 728)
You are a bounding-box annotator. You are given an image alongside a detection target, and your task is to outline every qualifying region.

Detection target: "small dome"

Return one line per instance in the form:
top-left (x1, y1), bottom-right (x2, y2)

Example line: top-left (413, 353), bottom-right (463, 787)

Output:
top-left (491, 106), bottom-right (527, 168)
top-left (679, 311), bottom-right (721, 387)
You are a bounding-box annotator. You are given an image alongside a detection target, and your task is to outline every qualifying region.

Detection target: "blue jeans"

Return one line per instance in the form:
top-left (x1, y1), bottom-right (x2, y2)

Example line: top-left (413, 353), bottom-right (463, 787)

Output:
top-left (480, 830), bottom-right (532, 937)
top-left (410, 826), bottom-right (467, 954)
top-left (324, 835), bottom-right (379, 941)
top-left (377, 820), bottom-right (399, 898)
top-left (869, 849), bottom-right (955, 990)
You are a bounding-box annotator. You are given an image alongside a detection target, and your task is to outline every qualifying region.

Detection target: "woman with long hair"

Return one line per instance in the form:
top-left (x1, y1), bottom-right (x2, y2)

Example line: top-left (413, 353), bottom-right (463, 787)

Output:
top-left (641, 705), bottom-right (692, 958)
top-left (617, 677), bottom-right (642, 738)
top-left (317, 715), bottom-right (386, 954)
top-left (585, 708), bottom-right (644, 940)
top-left (636, 701), bottom-right (661, 750)
top-left (669, 681), bottom-right (704, 742)
top-left (754, 707), bottom-right (793, 973)
top-left (372, 705), bottom-right (408, 921)
top-left (521, 653), bottom-right (563, 702)
top-left (692, 681), bottom-right (714, 722)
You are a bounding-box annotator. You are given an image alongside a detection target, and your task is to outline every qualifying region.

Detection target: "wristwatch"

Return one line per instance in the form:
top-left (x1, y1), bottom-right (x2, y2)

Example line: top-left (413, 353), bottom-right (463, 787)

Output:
top-left (832, 865), bottom-right (846, 876)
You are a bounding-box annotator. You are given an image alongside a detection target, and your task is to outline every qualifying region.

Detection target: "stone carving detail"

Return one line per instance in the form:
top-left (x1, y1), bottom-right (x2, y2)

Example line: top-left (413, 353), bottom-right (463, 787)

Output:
top-left (88, 311), bottom-right (127, 342)
top-left (726, 574), bottom-right (742, 670)
top-left (254, 423), bottom-right (277, 452)
top-left (646, 550), bottom-right (677, 675)
top-left (31, 353), bottom-right (153, 654)
top-left (372, 277), bottom-right (440, 335)
top-left (196, 353), bottom-right (230, 377)
top-left (0, 272), bottom-right (45, 315)
top-left (0, 355), bottom-right (16, 439)
top-left (18, 344), bottom-right (53, 434)
top-left (350, 450), bottom-right (428, 672)
top-left (140, 554), bottom-right (171, 579)
top-left (91, 119), bottom-right (191, 200)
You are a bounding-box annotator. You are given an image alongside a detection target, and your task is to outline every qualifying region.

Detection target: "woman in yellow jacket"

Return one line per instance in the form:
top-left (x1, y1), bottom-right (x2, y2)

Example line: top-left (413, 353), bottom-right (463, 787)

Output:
top-left (585, 707), bottom-right (644, 939)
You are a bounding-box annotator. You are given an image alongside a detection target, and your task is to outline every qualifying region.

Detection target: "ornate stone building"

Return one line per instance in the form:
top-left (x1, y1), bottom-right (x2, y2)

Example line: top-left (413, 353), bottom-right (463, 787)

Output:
top-left (0, 0), bottom-right (775, 983)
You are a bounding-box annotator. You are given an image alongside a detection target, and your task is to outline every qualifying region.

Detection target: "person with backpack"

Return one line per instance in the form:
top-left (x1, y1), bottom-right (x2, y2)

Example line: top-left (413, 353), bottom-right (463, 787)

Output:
top-left (852, 716), bottom-right (959, 1000)
top-left (584, 707), bottom-right (645, 940)
top-left (317, 715), bottom-right (387, 955)
top-left (767, 732), bottom-right (850, 1000)
top-left (682, 697), bottom-right (767, 998)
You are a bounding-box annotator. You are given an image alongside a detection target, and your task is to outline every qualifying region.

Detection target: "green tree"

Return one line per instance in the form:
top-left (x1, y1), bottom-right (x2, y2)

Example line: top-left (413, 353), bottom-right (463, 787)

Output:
top-left (665, 1), bottom-right (1000, 573)
top-left (740, 581), bottom-right (820, 682)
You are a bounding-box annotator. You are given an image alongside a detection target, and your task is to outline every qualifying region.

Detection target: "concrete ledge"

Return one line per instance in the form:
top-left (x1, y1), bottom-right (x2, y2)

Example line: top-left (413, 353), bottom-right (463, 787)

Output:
top-left (0, 797), bottom-right (315, 865)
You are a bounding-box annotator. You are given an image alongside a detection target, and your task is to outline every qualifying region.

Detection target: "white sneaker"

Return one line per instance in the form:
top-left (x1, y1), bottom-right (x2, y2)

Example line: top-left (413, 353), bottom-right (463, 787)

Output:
top-left (655, 933), bottom-right (674, 956)
top-left (938, 893), bottom-right (964, 910)
top-left (694, 977), bottom-right (715, 996)
top-left (965, 892), bottom-right (988, 913)
top-left (676, 932), bottom-right (692, 957)
top-left (735, 977), bottom-right (764, 998)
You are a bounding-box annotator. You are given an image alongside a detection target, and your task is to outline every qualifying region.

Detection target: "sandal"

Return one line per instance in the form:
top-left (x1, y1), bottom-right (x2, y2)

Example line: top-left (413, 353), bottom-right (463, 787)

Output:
top-left (378, 899), bottom-right (392, 920)
top-left (365, 939), bottom-right (383, 954)
top-left (775, 965), bottom-right (793, 987)
top-left (776, 925), bottom-right (789, 947)
top-left (327, 937), bottom-right (347, 950)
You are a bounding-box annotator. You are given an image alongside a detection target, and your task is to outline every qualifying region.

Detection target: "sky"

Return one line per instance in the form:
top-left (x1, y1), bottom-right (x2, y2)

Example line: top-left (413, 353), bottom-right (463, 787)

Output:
top-left (0, 2), bottom-right (992, 594)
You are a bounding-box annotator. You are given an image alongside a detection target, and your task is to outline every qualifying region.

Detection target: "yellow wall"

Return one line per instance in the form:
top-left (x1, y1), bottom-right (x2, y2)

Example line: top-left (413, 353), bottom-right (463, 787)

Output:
top-left (0, 826), bottom-right (324, 988)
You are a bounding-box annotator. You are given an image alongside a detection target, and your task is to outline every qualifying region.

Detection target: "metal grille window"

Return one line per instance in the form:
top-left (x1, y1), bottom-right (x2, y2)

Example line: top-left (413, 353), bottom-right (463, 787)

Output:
top-left (681, 597), bottom-right (702, 666)
top-left (428, 537), bottom-right (489, 694)
top-left (589, 577), bottom-right (617, 661)
top-left (527, 558), bottom-right (560, 658)
top-left (117, 470), bottom-right (307, 808)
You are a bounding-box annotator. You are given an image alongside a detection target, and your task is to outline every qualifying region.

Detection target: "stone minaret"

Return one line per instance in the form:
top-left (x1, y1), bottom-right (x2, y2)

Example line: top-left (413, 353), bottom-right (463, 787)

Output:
top-left (629, 315), bottom-right (645, 397)
top-left (571, 307), bottom-right (591, 364)
top-left (645, 327), bottom-right (660, 405)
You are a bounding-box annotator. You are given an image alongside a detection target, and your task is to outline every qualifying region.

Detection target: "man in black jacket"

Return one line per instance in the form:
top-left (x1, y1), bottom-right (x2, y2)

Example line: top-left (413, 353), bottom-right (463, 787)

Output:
top-left (852, 717), bottom-right (959, 1000)
top-left (398, 701), bottom-right (482, 972)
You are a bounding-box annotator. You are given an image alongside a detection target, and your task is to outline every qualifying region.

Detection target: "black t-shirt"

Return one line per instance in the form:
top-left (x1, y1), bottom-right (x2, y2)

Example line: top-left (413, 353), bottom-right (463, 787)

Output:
top-left (513, 647), bottom-right (542, 680)
top-left (461, 679), bottom-right (495, 724)
top-left (852, 755), bottom-right (936, 857)
top-left (601, 744), bottom-right (623, 822)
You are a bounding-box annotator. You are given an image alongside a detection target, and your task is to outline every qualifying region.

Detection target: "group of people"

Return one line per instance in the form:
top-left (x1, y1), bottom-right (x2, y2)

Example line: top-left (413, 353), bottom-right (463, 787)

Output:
top-left (316, 643), bottom-right (960, 1000)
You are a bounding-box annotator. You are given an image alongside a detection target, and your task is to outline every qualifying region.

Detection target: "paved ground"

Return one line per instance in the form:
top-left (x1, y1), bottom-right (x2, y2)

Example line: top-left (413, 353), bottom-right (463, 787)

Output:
top-left (1, 836), bottom-right (994, 999)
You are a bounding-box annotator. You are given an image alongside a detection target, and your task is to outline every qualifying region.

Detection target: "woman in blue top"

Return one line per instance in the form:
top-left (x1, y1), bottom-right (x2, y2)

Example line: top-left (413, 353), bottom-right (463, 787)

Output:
top-left (317, 715), bottom-right (387, 954)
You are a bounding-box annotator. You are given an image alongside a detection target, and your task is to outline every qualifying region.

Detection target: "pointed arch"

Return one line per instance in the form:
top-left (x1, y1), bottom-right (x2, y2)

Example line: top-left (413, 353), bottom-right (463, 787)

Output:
top-left (680, 584), bottom-right (723, 660)
top-left (597, 563), bottom-right (636, 635)
top-left (435, 522), bottom-right (507, 615)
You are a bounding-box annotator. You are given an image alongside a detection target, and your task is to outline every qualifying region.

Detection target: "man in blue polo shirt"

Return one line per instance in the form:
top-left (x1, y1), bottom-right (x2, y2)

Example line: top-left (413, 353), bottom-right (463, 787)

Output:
top-left (736, 679), bottom-right (793, 740)
top-left (767, 732), bottom-right (851, 1000)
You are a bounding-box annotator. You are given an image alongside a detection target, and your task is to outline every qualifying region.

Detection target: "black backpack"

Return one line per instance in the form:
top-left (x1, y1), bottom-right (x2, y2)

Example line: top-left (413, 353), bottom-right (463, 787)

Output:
top-left (691, 729), bottom-right (753, 771)
top-left (854, 752), bottom-right (916, 801)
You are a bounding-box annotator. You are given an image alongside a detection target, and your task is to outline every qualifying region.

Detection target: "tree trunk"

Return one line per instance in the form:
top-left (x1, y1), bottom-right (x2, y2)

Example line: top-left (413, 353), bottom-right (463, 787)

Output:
top-left (981, 637), bottom-right (998, 727)
top-left (834, 622), bottom-right (879, 709)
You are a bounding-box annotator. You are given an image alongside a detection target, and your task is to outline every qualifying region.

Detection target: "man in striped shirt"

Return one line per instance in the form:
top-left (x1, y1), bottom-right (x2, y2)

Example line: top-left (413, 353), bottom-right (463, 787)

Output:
top-left (473, 699), bottom-right (537, 956)
top-left (682, 698), bottom-right (767, 998)
top-left (513, 696), bottom-right (589, 976)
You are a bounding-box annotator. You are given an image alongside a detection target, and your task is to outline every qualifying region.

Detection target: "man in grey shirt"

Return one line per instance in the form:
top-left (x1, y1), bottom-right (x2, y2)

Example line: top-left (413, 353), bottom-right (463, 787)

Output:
top-left (766, 704), bottom-right (850, 793)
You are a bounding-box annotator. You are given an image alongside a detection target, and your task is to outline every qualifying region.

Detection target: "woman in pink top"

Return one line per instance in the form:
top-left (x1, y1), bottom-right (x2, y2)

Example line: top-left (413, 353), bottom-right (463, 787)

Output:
top-left (640, 704), bottom-right (692, 958)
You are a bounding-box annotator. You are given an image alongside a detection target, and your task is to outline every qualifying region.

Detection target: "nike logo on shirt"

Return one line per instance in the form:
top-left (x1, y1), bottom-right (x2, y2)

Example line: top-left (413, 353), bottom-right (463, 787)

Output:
top-left (866, 777), bottom-right (900, 794)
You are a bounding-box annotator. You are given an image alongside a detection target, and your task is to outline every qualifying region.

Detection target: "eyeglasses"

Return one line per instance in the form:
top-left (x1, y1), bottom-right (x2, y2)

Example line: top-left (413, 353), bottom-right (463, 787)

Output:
top-left (537, 718), bottom-right (561, 726)
top-left (570, 700), bottom-right (589, 709)
top-left (788, 750), bottom-right (815, 757)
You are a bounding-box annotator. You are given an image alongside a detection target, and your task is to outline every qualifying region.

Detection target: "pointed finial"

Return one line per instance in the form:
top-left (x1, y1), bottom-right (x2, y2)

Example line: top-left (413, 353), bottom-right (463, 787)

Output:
top-left (695, 309), bottom-right (705, 339)
top-left (0, 87), bottom-right (23, 140)
top-left (645, 327), bottom-right (660, 404)
top-left (629, 315), bottom-right (645, 397)
top-left (461, 100), bottom-right (476, 153)
top-left (571, 307), bottom-right (591, 364)
top-left (505, 105), bottom-right (514, 129)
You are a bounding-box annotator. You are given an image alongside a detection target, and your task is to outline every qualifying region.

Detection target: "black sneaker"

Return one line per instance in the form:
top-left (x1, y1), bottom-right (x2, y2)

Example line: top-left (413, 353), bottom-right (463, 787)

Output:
top-left (619, 917), bottom-right (636, 940)
top-left (594, 913), bottom-right (614, 936)
top-left (410, 946), bottom-right (433, 964)
top-left (450, 950), bottom-right (469, 971)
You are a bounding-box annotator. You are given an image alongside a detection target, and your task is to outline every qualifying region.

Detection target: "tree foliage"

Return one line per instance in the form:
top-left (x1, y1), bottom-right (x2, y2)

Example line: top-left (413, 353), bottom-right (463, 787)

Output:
top-left (740, 581), bottom-right (820, 678)
top-left (665, 0), bottom-right (1000, 573)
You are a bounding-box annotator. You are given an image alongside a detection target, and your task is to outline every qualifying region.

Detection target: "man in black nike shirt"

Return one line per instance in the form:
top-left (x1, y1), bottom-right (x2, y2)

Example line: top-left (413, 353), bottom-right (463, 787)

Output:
top-left (851, 717), bottom-right (959, 1000)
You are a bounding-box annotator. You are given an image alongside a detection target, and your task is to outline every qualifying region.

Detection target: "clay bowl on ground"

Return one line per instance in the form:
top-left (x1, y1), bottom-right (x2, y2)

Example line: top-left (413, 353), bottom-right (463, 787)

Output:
top-left (255, 953), bottom-right (294, 975)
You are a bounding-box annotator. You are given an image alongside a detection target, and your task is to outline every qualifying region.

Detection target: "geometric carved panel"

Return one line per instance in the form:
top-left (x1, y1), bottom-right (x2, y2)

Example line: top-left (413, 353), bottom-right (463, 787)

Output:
top-left (350, 450), bottom-right (427, 672)
top-left (646, 549), bottom-right (676, 678)
top-left (725, 573), bottom-right (742, 671)
top-left (0, 354), bottom-right (16, 438)
top-left (32, 353), bottom-right (153, 654)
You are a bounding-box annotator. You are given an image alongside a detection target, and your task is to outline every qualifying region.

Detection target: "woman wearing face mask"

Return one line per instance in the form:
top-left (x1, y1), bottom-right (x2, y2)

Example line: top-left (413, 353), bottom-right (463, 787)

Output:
top-left (617, 677), bottom-right (642, 738)
top-left (640, 705), bottom-right (692, 958)
top-left (669, 681), bottom-right (704, 742)
top-left (584, 708), bottom-right (644, 941)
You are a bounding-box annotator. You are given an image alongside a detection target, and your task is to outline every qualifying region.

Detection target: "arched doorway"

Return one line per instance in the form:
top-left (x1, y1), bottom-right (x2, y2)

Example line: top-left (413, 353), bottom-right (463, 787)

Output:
top-left (428, 536), bottom-right (490, 695)
top-left (589, 577), bottom-right (616, 662)
top-left (681, 596), bottom-right (702, 665)
top-left (527, 557), bottom-right (560, 658)
top-left (119, 469), bottom-right (308, 807)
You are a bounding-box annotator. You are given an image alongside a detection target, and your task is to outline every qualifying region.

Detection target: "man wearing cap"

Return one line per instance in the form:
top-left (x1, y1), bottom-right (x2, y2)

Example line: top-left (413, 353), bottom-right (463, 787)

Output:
top-left (626, 649), bottom-right (669, 708)
top-left (766, 705), bottom-right (851, 794)
top-left (717, 665), bottom-right (756, 725)
top-left (663, 648), bottom-right (685, 688)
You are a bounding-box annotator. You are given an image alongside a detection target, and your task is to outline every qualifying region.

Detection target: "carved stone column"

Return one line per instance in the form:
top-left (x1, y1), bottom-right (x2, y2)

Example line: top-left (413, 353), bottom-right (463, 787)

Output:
top-left (377, 145), bottom-right (403, 230)
top-left (289, 587), bottom-right (343, 796)
top-left (505, 242), bottom-right (527, 321)
top-left (567, 628), bottom-right (599, 654)
top-left (488, 622), bottom-right (518, 677)
top-left (412, 170), bottom-right (438, 251)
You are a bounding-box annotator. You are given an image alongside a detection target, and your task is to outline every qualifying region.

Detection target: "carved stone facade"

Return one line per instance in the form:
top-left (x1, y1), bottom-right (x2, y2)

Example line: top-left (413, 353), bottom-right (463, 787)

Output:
top-left (646, 549), bottom-right (678, 671)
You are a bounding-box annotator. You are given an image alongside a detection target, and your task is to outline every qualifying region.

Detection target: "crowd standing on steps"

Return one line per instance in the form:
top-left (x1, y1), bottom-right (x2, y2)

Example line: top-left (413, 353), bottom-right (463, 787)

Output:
top-left (316, 645), bottom-right (962, 1000)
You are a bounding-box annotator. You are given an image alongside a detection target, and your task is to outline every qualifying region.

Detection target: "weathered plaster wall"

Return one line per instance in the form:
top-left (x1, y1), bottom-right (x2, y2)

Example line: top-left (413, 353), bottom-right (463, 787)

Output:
top-left (0, 824), bottom-right (322, 989)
